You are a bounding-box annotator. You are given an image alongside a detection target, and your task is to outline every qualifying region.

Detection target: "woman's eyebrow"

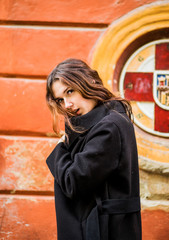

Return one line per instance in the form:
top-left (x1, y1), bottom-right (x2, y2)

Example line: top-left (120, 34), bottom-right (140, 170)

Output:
top-left (63, 87), bottom-right (69, 94)
top-left (53, 87), bottom-right (69, 100)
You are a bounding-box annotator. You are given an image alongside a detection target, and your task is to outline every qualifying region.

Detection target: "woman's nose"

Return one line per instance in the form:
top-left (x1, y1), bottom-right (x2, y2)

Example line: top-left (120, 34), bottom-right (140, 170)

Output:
top-left (64, 99), bottom-right (73, 109)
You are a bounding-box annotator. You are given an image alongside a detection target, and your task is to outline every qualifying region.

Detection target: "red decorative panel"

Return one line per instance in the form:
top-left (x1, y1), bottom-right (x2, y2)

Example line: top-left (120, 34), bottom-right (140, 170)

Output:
top-left (155, 43), bottom-right (169, 70)
top-left (154, 104), bottom-right (169, 132)
top-left (124, 72), bottom-right (154, 101)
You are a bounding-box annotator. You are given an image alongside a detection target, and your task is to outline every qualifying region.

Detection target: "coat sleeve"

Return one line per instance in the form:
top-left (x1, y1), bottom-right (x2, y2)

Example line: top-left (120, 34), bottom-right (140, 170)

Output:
top-left (46, 119), bottom-right (121, 198)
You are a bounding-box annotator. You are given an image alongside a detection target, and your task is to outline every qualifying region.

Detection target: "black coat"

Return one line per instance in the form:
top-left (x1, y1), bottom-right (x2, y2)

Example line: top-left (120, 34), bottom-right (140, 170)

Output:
top-left (46, 101), bottom-right (142, 240)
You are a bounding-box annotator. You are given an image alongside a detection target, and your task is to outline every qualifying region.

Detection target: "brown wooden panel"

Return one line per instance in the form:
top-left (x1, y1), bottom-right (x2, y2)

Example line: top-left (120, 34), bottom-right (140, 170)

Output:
top-left (0, 195), bottom-right (57, 240)
top-left (0, 77), bottom-right (64, 134)
top-left (0, 136), bottom-right (58, 192)
top-left (0, 27), bottom-right (101, 76)
top-left (0, 0), bottom-right (157, 24)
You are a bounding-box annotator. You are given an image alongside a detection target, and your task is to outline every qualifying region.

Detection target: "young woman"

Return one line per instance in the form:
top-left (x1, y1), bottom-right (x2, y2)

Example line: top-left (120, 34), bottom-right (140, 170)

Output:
top-left (46, 58), bottom-right (142, 240)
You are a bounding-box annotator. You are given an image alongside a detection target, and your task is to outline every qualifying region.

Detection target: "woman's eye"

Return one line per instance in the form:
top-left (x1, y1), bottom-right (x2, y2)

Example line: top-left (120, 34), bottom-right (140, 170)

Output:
top-left (58, 98), bottom-right (63, 104)
top-left (67, 89), bottom-right (74, 95)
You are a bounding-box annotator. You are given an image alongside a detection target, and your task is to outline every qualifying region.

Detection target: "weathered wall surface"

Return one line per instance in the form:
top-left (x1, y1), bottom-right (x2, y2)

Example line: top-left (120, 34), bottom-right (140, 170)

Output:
top-left (0, 0), bottom-right (169, 239)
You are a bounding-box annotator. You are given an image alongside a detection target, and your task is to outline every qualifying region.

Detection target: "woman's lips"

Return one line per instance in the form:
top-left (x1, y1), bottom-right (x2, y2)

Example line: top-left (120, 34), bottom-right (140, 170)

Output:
top-left (69, 108), bottom-right (81, 116)
top-left (75, 108), bottom-right (80, 115)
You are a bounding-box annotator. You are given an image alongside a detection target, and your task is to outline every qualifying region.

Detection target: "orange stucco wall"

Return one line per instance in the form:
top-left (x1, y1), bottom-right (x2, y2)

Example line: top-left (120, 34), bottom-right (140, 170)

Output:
top-left (0, 1), bottom-right (168, 239)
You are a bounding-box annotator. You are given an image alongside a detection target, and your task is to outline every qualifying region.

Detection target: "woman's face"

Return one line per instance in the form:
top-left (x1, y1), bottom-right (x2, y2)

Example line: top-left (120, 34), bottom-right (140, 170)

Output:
top-left (52, 80), bottom-right (97, 116)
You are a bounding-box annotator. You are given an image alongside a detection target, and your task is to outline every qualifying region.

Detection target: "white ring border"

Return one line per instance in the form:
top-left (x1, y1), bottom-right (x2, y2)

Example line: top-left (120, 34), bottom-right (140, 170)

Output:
top-left (119, 39), bottom-right (169, 137)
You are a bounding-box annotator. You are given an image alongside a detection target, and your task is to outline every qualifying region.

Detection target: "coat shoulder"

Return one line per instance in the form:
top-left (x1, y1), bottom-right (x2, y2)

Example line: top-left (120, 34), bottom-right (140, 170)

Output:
top-left (96, 110), bottom-right (132, 130)
top-left (88, 110), bottom-right (134, 143)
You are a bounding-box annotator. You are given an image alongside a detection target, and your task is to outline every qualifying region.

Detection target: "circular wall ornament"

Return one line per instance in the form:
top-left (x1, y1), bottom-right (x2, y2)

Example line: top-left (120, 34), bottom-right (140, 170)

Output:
top-left (91, 2), bottom-right (169, 164)
top-left (119, 40), bottom-right (169, 137)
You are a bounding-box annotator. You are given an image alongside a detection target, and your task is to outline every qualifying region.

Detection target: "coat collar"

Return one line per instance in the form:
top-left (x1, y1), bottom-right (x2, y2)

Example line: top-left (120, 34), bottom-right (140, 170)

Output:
top-left (65, 100), bottom-right (126, 147)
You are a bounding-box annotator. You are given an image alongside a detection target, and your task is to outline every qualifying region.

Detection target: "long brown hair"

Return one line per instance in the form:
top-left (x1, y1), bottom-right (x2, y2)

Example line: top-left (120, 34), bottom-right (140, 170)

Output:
top-left (46, 58), bottom-right (132, 132)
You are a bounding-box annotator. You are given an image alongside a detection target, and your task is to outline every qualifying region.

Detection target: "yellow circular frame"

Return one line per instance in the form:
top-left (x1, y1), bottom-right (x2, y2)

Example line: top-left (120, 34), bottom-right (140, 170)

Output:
top-left (91, 1), bottom-right (169, 91)
top-left (91, 1), bottom-right (169, 166)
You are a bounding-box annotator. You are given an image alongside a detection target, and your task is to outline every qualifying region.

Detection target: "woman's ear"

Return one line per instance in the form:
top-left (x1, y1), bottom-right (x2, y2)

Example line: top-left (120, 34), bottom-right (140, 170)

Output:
top-left (92, 80), bottom-right (96, 84)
